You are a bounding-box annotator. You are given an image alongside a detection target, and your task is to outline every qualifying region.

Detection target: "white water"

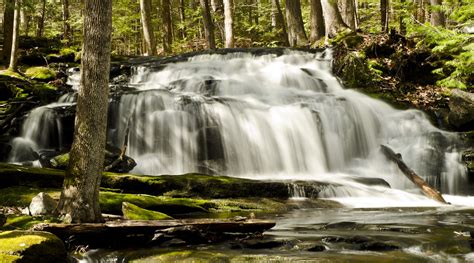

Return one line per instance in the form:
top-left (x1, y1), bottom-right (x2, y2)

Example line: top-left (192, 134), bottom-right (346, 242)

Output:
top-left (9, 50), bottom-right (472, 208)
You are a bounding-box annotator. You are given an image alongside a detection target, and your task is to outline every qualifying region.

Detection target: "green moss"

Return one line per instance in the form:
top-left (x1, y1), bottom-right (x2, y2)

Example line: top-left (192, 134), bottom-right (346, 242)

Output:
top-left (59, 48), bottom-right (76, 57)
top-left (2, 215), bottom-right (61, 230)
top-left (0, 70), bottom-right (27, 81)
top-left (122, 202), bottom-right (173, 220)
top-left (0, 230), bottom-right (66, 262)
top-left (0, 186), bottom-right (60, 207)
top-left (24, 67), bottom-right (56, 81)
top-left (50, 153), bottom-right (70, 169)
top-left (130, 251), bottom-right (228, 262)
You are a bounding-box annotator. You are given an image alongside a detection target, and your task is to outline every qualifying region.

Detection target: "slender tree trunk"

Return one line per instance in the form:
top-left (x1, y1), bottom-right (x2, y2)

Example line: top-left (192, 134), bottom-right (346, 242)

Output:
top-left (62, 0), bottom-right (71, 44)
top-left (162, 0), bottom-right (173, 53)
top-left (9, 0), bottom-right (21, 71)
top-left (179, 0), bottom-right (187, 39)
top-left (429, 0), bottom-right (445, 27)
top-left (200, 0), bottom-right (216, 49)
top-left (57, 0), bottom-right (112, 224)
top-left (3, 0), bottom-right (15, 62)
top-left (340, 0), bottom-right (357, 30)
top-left (223, 0), bottom-right (234, 48)
top-left (310, 0), bottom-right (325, 43)
top-left (36, 0), bottom-right (46, 37)
top-left (380, 0), bottom-right (389, 33)
top-left (415, 0), bottom-right (425, 23)
top-left (399, 0), bottom-right (406, 34)
top-left (285, 0), bottom-right (308, 46)
top-left (212, 0), bottom-right (225, 45)
top-left (140, 0), bottom-right (156, 55)
top-left (321, 0), bottom-right (349, 37)
top-left (271, 0), bottom-right (289, 46)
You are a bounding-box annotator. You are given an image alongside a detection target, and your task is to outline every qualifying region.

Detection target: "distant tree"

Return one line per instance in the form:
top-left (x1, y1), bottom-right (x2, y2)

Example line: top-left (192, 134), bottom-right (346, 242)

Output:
top-left (430, 0), bottom-right (445, 27)
top-left (223, 0), bottom-right (234, 48)
top-left (57, 0), bottom-right (112, 223)
top-left (310, 0), bottom-right (325, 43)
top-left (321, 0), bottom-right (349, 37)
top-left (381, 0), bottom-right (389, 32)
top-left (62, 0), bottom-right (71, 44)
top-left (271, 0), bottom-right (289, 46)
top-left (162, 0), bottom-right (173, 53)
top-left (285, 0), bottom-right (308, 46)
top-left (36, 0), bottom-right (46, 37)
top-left (3, 0), bottom-right (15, 62)
top-left (9, 0), bottom-right (21, 71)
top-left (140, 0), bottom-right (156, 55)
top-left (200, 0), bottom-right (216, 49)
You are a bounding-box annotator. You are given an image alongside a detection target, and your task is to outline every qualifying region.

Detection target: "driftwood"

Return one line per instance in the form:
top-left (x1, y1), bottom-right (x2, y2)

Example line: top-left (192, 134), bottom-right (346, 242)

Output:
top-left (380, 145), bottom-right (447, 204)
top-left (33, 218), bottom-right (276, 248)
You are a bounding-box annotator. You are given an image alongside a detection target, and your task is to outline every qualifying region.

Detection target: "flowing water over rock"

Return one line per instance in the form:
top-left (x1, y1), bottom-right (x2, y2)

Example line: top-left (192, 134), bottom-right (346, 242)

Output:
top-left (9, 49), bottom-right (472, 203)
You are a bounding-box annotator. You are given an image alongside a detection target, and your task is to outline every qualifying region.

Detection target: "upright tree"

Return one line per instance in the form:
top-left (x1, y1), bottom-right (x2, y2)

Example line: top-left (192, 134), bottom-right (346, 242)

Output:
top-left (200, 0), bottom-right (216, 49)
top-left (3, 0), bottom-right (15, 62)
top-left (62, 0), bottom-right (71, 44)
top-left (36, 0), bottom-right (46, 37)
top-left (162, 0), bottom-right (173, 53)
top-left (380, 0), bottom-right (389, 32)
top-left (340, 0), bottom-right (357, 30)
top-left (57, 0), bottom-right (113, 223)
top-left (272, 0), bottom-right (289, 46)
top-left (179, 0), bottom-right (187, 39)
top-left (321, 0), bottom-right (349, 37)
top-left (140, 0), bottom-right (156, 55)
top-left (9, 0), bottom-right (21, 71)
top-left (285, 0), bottom-right (308, 46)
top-left (310, 0), bottom-right (325, 43)
top-left (223, 0), bottom-right (234, 48)
top-left (429, 0), bottom-right (445, 27)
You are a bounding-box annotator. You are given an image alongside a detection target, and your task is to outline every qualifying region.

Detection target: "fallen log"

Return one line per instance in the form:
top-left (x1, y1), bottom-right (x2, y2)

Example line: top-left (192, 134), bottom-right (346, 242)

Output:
top-left (33, 218), bottom-right (276, 248)
top-left (380, 145), bottom-right (447, 204)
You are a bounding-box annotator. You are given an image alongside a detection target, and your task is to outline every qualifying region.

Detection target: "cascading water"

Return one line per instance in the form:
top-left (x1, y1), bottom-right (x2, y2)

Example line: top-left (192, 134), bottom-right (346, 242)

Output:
top-left (9, 49), bottom-right (471, 207)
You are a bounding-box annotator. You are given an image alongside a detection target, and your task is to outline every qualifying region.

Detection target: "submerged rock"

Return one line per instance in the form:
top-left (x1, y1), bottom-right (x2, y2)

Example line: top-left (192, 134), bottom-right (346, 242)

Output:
top-left (308, 244), bottom-right (327, 252)
top-left (448, 89), bottom-right (474, 131)
top-left (358, 241), bottom-right (401, 251)
top-left (29, 192), bottom-right (57, 216)
top-left (0, 230), bottom-right (67, 262)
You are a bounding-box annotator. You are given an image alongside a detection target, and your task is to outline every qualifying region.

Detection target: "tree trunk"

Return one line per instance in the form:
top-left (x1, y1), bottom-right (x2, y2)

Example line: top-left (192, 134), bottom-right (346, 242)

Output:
top-left (321, 0), bottom-right (349, 37)
top-left (179, 0), bottom-right (187, 39)
top-left (140, 0), bottom-right (156, 55)
top-left (285, 0), bottom-right (308, 47)
top-left (271, 0), bottom-right (289, 46)
top-left (62, 0), bottom-right (71, 44)
top-left (162, 0), bottom-right (173, 53)
top-left (310, 0), bottom-right (325, 43)
top-left (380, 0), bottom-right (389, 33)
top-left (223, 0), bottom-right (234, 48)
top-left (8, 0), bottom-right (21, 71)
top-left (3, 0), bottom-right (15, 62)
top-left (399, 0), bottom-right (406, 34)
top-left (57, 0), bottom-right (113, 224)
top-left (200, 0), bottom-right (216, 49)
top-left (429, 0), bottom-right (445, 27)
top-left (36, 0), bottom-right (46, 37)
top-left (340, 0), bottom-right (357, 30)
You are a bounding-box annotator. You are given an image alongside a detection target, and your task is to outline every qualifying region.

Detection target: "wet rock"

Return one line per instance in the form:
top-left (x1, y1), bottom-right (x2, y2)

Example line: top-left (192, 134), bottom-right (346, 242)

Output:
top-left (0, 230), bottom-right (67, 263)
top-left (358, 241), bottom-right (400, 251)
top-left (324, 221), bottom-right (358, 230)
top-left (448, 89), bottom-right (474, 131)
top-left (239, 239), bottom-right (287, 249)
top-left (322, 235), bottom-right (371, 244)
top-left (308, 244), bottom-right (327, 252)
top-left (0, 213), bottom-right (6, 226)
top-left (352, 177), bottom-right (391, 188)
top-left (462, 150), bottom-right (474, 178)
top-left (29, 192), bottom-right (57, 216)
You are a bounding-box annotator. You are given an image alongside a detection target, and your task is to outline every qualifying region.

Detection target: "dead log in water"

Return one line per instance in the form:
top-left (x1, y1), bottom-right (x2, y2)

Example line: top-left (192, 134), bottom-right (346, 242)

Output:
top-left (33, 218), bottom-right (276, 248)
top-left (380, 145), bottom-right (447, 204)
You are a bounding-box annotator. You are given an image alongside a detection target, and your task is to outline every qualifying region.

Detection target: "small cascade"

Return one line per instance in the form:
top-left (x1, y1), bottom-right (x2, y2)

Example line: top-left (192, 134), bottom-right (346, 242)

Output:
top-left (287, 183), bottom-right (307, 199)
top-left (8, 49), bottom-right (472, 205)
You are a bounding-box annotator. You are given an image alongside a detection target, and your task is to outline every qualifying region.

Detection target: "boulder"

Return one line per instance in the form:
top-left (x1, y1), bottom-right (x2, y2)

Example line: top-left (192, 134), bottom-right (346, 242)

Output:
top-left (308, 244), bottom-right (327, 252)
top-left (0, 213), bottom-right (6, 226)
top-left (448, 89), bottom-right (474, 131)
top-left (122, 202), bottom-right (173, 220)
top-left (462, 149), bottom-right (474, 177)
top-left (0, 230), bottom-right (67, 263)
top-left (29, 192), bottom-right (57, 216)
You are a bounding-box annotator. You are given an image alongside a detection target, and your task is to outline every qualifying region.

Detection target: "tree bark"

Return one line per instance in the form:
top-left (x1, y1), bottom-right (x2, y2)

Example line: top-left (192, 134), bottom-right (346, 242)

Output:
top-left (310, 0), bottom-right (325, 43)
top-left (429, 0), bottom-right (445, 27)
top-left (223, 0), bottom-right (234, 48)
top-left (321, 0), bottom-right (350, 37)
top-left (36, 0), bottom-right (46, 37)
top-left (162, 0), bottom-right (173, 53)
top-left (340, 0), bottom-right (357, 30)
top-left (8, 0), bottom-right (21, 71)
top-left (380, 0), bottom-right (389, 33)
top-left (200, 0), bottom-right (216, 49)
top-left (380, 145), bottom-right (447, 204)
top-left (140, 0), bottom-right (156, 55)
top-left (62, 0), bottom-right (71, 44)
top-left (179, 0), bottom-right (187, 39)
top-left (271, 0), bottom-right (289, 46)
top-left (285, 0), bottom-right (308, 47)
top-left (57, 0), bottom-right (113, 223)
top-left (3, 0), bottom-right (15, 62)
top-left (399, 0), bottom-right (406, 34)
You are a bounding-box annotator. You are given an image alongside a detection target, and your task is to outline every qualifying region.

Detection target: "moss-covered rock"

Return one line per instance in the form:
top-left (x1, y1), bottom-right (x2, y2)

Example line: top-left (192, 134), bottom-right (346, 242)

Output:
top-left (24, 67), bottom-right (57, 82)
top-left (2, 215), bottom-right (61, 230)
top-left (122, 202), bottom-right (173, 220)
top-left (0, 230), bottom-right (67, 262)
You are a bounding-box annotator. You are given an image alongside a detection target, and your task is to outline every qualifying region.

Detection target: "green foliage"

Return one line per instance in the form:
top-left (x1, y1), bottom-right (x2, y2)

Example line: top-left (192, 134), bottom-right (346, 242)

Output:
top-left (24, 67), bottom-right (56, 81)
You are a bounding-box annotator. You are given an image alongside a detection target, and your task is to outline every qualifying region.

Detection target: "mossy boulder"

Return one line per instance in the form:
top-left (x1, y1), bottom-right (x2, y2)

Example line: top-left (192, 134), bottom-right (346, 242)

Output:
top-left (0, 230), bottom-right (67, 262)
top-left (122, 202), bottom-right (173, 220)
top-left (448, 89), bottom-right (474, 131)
top-left (24, 67), bottom-right (57, 82)
top-left (2, 215), bottom-right (61, 230)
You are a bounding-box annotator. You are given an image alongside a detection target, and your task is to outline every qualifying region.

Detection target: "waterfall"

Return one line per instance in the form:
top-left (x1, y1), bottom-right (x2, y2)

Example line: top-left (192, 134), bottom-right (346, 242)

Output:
top-left (9, 49), bottom-right (470, 203)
